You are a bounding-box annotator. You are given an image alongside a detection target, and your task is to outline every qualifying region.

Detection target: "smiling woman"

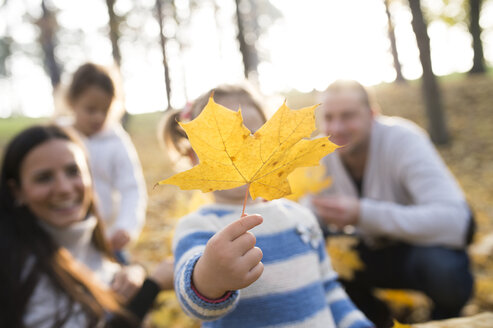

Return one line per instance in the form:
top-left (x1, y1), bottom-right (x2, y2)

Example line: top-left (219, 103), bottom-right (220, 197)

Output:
top-left (15, 138), bottom-right (93, 227)
top-left (0, 125), bottom-right (125, 327)
top-left (0, 124), bottom-right (174, 328)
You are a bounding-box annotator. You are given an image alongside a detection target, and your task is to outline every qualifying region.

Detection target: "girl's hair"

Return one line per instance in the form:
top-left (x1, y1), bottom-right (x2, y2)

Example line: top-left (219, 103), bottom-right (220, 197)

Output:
top-left (67, 63), bottom-right (115, 104)
top-left (0, 125), bottom-right (130, 327)
top-left (160, 84), bottom-right (267, 161)
top-left (66, 62), bottom-right (125, 122)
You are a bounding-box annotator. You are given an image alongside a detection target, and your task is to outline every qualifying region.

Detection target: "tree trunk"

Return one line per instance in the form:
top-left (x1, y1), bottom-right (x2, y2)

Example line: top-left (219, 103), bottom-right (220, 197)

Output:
top-left (38, 0), bottom-right (61, 88)
top-left (156, 0), bottom-right (172, 110)
top-left (0, 37), bottom-right (12, 77)
top-left (234, 0), bottom-right (258, 80)
top-left (105, 0), bottom-right (122, 67)
top-left (384, 0), bottom-right (405, 83)
top-left (408, 0), bottom-right (449, 145)
top-left (469, 0), bottom-right (485, 74)
top-left (104, 0), bottom-right (132, 128)
top-left (172, 0), bottom-right (189, 102)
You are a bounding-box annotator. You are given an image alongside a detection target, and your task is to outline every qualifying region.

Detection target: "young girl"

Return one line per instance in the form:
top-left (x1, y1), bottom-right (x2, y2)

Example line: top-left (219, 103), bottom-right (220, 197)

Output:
top-left (66, 63), bottom-right (147, 259)
top-left (0, 125), bottom-right (173, 327)
top-left (162, 85), bottom-right (374, 328)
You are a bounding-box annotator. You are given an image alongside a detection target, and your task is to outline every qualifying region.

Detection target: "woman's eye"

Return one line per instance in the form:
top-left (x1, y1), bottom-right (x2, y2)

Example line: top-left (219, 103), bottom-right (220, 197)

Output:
top-left (66, 165), bottom-right (81, 177)
top-left (34, 172), bottom-right (53, 183)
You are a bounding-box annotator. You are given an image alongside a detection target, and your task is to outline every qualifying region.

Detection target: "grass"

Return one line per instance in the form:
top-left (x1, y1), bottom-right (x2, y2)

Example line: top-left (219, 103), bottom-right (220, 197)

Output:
top-left (0, 116), bottom-right (47, 147)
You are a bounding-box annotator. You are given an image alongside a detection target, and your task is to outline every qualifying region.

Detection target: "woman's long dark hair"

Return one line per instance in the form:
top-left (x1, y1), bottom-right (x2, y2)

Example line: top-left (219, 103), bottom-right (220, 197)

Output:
top-left (0, 125), bottom-right (127, 327)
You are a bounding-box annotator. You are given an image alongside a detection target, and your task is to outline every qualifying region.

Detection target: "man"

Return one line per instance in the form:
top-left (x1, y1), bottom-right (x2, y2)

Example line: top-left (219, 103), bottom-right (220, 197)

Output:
top-left (312, 80), bottom-right (473, 327)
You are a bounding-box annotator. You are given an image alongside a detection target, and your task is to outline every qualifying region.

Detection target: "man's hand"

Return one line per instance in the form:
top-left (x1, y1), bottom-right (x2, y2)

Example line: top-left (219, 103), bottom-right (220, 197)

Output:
top-left (312, 195), bottom-right (360, 229)
top-left (192, 214), bottom-right (264, 299)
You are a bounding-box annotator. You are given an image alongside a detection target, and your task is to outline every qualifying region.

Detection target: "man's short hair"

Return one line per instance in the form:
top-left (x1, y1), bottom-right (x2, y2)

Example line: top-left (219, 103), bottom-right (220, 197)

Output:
top-left (324, 80), bottom-right (376, 110)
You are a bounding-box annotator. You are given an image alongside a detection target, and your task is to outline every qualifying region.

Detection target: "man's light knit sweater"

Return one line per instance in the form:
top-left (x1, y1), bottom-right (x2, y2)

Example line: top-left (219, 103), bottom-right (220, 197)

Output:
top-left (319, 116), bottom-right (469, 249)
top-left (173, 199), bottom-right (373, 328)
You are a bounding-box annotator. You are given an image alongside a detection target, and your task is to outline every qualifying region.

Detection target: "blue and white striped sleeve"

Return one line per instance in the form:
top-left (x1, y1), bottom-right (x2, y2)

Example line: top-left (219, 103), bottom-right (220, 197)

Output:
top-left (316, 241), bottom-right (374, 328)
top-left (173, 227), bottom-right (240, 321)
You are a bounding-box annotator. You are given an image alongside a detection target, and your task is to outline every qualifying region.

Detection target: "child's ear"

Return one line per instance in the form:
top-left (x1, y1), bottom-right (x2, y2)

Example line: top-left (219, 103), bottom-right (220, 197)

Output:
top-left (187, 149), bottom-right (199, 166)
top-left (370, 104), bottom-right (380, 117)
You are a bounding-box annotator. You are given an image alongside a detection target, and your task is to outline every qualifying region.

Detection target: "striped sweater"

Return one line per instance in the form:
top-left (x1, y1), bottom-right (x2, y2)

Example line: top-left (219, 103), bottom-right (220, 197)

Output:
top-left (173, 199), bottom-right (373, 328)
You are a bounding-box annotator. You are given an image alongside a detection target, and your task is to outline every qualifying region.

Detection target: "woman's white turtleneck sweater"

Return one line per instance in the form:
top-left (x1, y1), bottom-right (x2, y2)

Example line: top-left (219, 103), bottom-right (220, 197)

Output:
top-left (23, 217), bottom-right (121, 328)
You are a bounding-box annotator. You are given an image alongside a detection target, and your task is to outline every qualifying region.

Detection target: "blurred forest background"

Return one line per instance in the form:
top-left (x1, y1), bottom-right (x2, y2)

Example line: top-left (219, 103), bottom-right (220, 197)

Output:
top-left (1, 0), bottom-right (493, 327)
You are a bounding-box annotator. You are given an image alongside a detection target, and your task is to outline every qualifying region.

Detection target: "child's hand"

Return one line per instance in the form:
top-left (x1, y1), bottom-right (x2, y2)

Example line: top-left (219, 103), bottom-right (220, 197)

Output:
top-left (192, 214), bottom-right (264, 299)
top-left (111, 264), bottom-right (146, 302)
top-left (150, 257), bottom-right (174, 290)
top-left (110, 229), bottom-right (131, 251)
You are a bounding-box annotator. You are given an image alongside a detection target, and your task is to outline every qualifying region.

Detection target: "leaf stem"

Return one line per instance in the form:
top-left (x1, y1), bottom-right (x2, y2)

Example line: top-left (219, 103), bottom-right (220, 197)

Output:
top-left (241, 184), bottom-right (250, 217)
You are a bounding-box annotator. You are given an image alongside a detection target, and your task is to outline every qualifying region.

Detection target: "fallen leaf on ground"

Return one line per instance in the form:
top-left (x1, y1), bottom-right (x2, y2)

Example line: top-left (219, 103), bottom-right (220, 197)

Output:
top-left (286, 165), bottom-right (332, 201)
top-left (326, 236), bottom-right (364, 280)
top-left (393, 319), bottom-right (413, 327)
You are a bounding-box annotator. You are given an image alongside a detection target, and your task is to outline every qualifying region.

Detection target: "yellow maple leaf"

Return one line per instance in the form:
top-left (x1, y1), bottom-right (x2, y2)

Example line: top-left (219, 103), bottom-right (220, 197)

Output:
top-left (326, 236), bottom-right (364, 280)
top-left (158, 95), bottom-right (338, 201)
top-left (286, 166), bottom-right (332, 201)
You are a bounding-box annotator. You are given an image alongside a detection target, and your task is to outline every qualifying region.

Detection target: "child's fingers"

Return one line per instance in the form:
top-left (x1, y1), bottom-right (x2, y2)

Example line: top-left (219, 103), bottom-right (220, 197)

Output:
top-left (244, 261), bottom-right (264, 285)
top-left (241, 246), bottom-right (263, 269)
top-left (111, 271), bottom-right (124, 291)
top-left (232, 231), bottom-right (257, 254)
top-left (223, 214), bottom-right (263, 241)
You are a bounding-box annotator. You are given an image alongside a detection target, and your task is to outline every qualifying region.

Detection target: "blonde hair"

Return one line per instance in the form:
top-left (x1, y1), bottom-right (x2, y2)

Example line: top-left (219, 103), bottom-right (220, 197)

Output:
top-left (159, 84), bottom-right (267, 163)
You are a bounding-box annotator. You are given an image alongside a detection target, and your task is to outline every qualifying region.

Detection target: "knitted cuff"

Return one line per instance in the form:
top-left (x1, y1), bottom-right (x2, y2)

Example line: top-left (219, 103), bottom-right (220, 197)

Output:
top-left (191, 281), bottom-right (233, 304)
top-left (181, 253), bottom-right (239, 311)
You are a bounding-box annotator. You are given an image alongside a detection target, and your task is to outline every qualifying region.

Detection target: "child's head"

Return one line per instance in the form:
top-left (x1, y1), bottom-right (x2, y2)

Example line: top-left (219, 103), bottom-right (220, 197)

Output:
top-left (160, 84), bottom-right (267, 203)
top-left (67, 63), bottom-right (117, 136)
top-left (161, 84), bottom-right (267, 160)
